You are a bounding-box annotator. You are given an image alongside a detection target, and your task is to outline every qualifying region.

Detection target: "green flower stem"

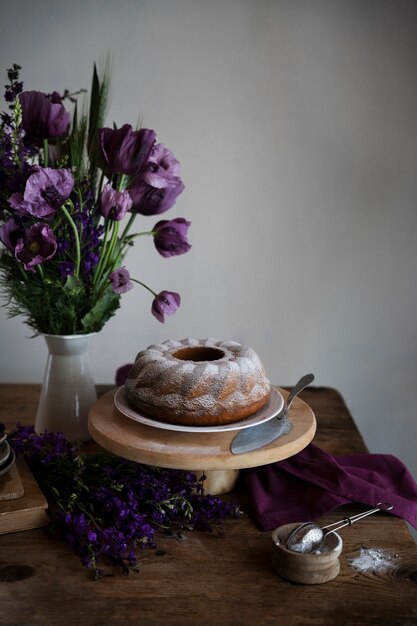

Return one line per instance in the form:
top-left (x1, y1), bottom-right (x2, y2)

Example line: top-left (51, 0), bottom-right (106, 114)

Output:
top-left (17, 262), bottom-right (28, 282)
top-left (92, 219), bottom-right (112, 287)
top-left (97, 274), bottom-right (158, 304)
top-left (131, 277), bottom-right (158, 298)
top-left (97, 171), bottom-right (105, 200)
top-left (93, 220), bottom-right (119, 293)
top-left (117, 174), bottom-right (127, 191)
top-left (77, 188), bottom-right (84, 211)
top-left (107, 220), bottom-right (120, 264)
top-left (115, 211), bottom-right (138, 259)
top-left (43, 139), bottom-right (49, 168)
top-left (61, 202), bottom-right (81, 277)
top-left (11, 98), bottom-right (22, 168)
top-left (120, 231), bottom-right (156, 257)
top-left (120, 212), bottom-right (136, 242)
top-left (129, 231), bottom-right (155, 237)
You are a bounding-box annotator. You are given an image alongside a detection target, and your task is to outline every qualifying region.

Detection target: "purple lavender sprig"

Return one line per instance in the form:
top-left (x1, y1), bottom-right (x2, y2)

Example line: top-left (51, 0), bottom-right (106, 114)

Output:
top-left (9, 424), bottom-right (242, 579)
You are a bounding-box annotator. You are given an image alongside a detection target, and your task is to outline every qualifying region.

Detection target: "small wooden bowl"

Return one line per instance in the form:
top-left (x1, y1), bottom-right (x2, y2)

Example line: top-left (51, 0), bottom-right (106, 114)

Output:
top-left (271, 522), bottom-right (343, 584)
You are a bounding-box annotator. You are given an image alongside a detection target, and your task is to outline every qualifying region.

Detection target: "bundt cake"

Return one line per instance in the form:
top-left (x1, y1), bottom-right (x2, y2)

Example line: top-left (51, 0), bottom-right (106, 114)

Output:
top-left (124, 338), bottom-right (271, 426)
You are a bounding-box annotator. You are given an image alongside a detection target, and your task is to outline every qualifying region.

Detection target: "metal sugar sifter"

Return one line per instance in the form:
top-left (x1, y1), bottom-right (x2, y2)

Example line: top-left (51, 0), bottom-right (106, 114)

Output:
top-left (286, 502), bottom-right (393, 554)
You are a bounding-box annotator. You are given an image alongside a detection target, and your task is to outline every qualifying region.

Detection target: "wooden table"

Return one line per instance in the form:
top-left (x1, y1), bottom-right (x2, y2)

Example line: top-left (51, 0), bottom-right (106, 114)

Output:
top-left (0, 384), bottom-right (417, 626)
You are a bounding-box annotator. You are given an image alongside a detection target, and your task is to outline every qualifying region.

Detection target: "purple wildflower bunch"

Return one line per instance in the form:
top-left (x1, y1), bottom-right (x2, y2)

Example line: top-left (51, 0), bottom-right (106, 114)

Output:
top-left (0, 64), bottom-right (191, 334)
top-left (9, 424), bottom-right (241, 579)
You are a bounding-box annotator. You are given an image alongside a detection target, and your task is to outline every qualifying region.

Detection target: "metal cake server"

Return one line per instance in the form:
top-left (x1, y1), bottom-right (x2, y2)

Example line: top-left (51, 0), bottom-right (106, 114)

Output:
top-left (230, 373), bottom-right (314, 454)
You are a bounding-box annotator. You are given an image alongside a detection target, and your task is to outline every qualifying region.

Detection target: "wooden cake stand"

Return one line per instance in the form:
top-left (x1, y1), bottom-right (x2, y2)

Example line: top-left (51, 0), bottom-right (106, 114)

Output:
top-left (88, 387), bottom-right (316, 494)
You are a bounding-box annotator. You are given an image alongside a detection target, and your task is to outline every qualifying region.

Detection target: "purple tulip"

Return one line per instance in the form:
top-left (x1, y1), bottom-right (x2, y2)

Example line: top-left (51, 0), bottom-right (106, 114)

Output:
top-left (9, 167), bottom-right (74, 219)
top-left (15, 222), bottom-right (57, 271)
top-left (151, 290), bottom-right (181, 323)
top-left (99, 124), bottom-right (156, 177)
top-left (0, 218), bottom-right (24, 253)
top-left (128, 144), bottom-right (185, 216)
top-left (109, 267), bottom-right (133, 294)
top-left (153, 218), bottom-right (191, 258)
top-left (100, 184), bottom-right (133, 221)
top-left (19, 91), bottom-right (70, 140)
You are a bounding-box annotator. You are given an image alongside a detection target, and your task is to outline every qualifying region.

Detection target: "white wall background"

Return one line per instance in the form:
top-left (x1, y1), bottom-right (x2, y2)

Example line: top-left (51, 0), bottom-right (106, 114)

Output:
top-left (0, 1), bottom-right (416, 485)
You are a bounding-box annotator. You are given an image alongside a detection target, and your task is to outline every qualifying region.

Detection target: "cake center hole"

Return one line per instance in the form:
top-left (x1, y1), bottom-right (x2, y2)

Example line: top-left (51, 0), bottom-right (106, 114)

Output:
top-left (172, 346), bottom-right (225, 362)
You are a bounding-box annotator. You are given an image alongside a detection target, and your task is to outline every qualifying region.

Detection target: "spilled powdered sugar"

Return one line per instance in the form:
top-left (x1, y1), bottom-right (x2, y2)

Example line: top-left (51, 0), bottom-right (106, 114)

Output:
top-left (349, 547), bottom-right (400, 573)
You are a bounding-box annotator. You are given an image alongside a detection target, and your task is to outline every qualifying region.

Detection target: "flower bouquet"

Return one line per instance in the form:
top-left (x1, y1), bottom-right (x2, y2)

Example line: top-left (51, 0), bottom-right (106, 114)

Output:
top-left (0, 63), bottom-right (191, 439)
top-left (0, 63), bottom-right (191, 335)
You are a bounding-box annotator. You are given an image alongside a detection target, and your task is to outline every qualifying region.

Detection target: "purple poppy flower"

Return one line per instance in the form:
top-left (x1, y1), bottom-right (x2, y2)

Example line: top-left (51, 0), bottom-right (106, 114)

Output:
top-left (15, 222), bottom-right (57, 271)
top-left (9, 167), bottom-right (74, 219)
top-left (99, 124), bottom-right (156, 177)
top-left (151, 290), bottom-right (181, 323)
top-left (0, 218), bottom-right (24, 253)
top-left (100, 184), bottom-right (132, 221)
top-left (153, 218), bottom-right (191, 258)
top-left (128, 144), bottom-right (185, 216)
top-left (109, 267), bottom-right (133, 294)
top-left (19, 91), bottom-right (70, 139)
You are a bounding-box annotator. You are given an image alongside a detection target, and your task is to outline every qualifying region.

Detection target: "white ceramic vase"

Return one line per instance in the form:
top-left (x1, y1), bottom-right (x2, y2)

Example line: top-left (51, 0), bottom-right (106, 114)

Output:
top-left (35, 333), bottom-right (97, 442)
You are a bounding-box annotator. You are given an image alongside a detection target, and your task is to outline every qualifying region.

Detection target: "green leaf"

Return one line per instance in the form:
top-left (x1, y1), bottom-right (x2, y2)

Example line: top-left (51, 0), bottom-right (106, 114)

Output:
top-left (72, 101), bottom-right (78, 136)
top-left (87, 63), bottom-right (100, 153)
top-left (81, 289), bottom-right (120, 333)
top-left (87, 60), bottom-right (111, 182)
top-left (64, 274), bottom-right (85, 297)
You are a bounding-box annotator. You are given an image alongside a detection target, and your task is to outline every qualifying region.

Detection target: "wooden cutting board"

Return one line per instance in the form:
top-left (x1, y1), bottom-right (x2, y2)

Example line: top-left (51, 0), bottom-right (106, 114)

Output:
top-left (0, 456), bottom-right (49, 535)
top-left (0, 461), bottom-right (24, 501)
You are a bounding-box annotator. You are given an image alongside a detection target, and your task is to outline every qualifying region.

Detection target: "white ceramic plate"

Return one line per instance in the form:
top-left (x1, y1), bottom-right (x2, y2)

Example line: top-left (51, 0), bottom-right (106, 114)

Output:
top-left (114, 385), bottom-right (284, 433)
top-left (0, 446), bottom-right (16, 477)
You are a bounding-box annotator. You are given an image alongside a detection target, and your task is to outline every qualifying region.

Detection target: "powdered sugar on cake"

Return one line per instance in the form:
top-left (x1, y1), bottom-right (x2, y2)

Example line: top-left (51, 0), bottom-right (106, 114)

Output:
top-left (124, 338), bottom-right (271, 426)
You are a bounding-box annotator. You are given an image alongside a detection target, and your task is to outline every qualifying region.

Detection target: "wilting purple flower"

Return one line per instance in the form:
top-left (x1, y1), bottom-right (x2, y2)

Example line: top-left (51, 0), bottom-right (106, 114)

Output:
top-left (0, 217), bottom-right (24, 252)
top-left (19, 91), bottom-right (70, 139)
top-left (99, 124), bottom-right (156, 177)
top-left (109, 267), bottom-right (133, 294)
top-left (128, 144), bottom-right (184, 216)
top-left (14, 222), bottom-right (57, 271)
top-left (100, 184), bottom-right (132, 221)
top-left (151, 290), bottom-right (181, 323)
top-left (153, 218), bottom-right (191, 258)
top-left (9, 167), bottom-right (74, 219)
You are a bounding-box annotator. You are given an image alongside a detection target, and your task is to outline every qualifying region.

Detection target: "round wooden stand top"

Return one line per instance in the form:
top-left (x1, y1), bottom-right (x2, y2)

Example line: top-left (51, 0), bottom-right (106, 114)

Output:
top-left (88, 387), bottom-right (316, 471)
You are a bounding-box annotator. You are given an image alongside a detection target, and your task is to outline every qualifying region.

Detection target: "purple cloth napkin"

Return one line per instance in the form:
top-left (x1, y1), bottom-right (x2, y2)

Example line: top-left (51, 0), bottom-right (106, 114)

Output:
top-left (243, 443), bottom-right (417, 531)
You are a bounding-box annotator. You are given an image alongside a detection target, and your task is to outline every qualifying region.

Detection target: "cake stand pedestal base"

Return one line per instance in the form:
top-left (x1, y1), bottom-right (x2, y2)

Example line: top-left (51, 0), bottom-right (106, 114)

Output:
top-left (88, 388), bottom-right (316, 495)
top-left (194, 469), bottom-right (240, 494)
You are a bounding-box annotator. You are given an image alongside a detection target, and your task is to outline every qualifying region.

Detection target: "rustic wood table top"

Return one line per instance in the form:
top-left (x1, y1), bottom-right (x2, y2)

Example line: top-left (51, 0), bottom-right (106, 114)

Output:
top-left (0, 383), bottom-right (416, 626)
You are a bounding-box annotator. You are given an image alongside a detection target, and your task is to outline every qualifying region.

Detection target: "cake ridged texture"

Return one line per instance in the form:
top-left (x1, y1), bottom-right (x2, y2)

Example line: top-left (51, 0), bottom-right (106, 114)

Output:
top-left (124, 338), bottom-right (271, 426)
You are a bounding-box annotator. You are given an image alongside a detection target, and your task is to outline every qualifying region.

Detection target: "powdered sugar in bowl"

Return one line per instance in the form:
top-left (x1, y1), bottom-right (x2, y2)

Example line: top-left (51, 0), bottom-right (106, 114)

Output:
top-left (271, 523), bottom-right (343, 584)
